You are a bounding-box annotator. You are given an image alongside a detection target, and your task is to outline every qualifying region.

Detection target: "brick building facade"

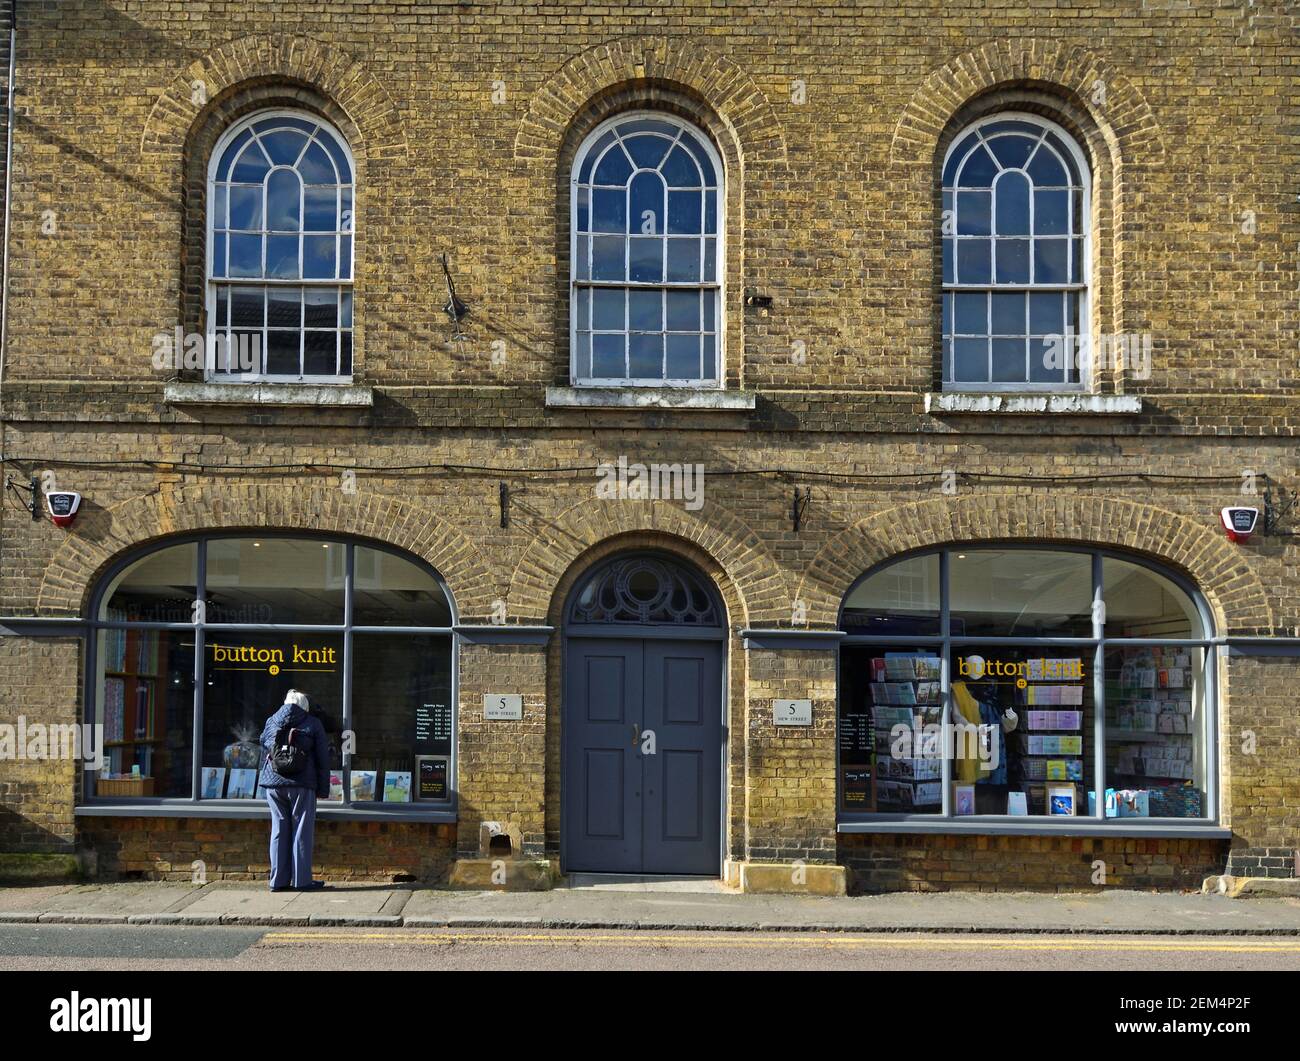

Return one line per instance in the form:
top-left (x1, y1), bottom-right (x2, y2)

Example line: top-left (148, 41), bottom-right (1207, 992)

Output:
top-left (0, 1), bottom-right (1296, 892)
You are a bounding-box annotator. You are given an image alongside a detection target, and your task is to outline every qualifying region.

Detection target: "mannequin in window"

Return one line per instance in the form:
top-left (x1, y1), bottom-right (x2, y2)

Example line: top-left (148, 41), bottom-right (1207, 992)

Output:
top-left (951, 655), bottom-right (1018, 812)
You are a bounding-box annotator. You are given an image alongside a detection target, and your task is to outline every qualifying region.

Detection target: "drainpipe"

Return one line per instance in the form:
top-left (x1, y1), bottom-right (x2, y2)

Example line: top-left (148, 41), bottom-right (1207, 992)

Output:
top-left (0, 2), bottom-right (16, 459)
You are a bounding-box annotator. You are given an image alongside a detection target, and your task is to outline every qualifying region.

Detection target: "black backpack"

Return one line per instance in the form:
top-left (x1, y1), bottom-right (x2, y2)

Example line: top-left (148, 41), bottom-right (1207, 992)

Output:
top-left (268, 723), bottom-right (308, 777)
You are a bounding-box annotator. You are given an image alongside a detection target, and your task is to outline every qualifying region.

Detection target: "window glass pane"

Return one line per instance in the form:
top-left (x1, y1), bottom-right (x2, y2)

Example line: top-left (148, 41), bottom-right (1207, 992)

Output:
top-left (303, 235), bottom-right (337, 279)
top-left (994, 172), bottom-right (1030, 235)
top-left (298, 141), bottom-right (336, 184)
top-left (957, 144), bottom-right (997, 187)
top-left (266, 170), bottom-right (302, 230)
top-left (629, 237), bottom-right (663, 282)
top-left (666, 238), bottom-right (701, 282)
top-left (954, 292), bottom-right (985, 334)
top-left (628, 288), bottom-right (661, 331)
top-left (1034, 190), bottom-right (1069, 235)
top-left (956, 191), bottom-right (991, 235)
top-left (350, 634), bottom-right (454, 803)
top-left (1104, 646), bottom-right (1206, 817)
top-left (102, 543), bottom-right (198, 621)
top-left (1033, 238), bottom-right (1069, 283)
top-left (264, 329), bottom-right (300, 376)
top-left (303, 289), bottom-right (337, 328)
top-left (96, 629), bottom-right (195, 799)
top-left (987, 132), bottom-right (1037, 169)
top-left (592, 333), bottom-right (625, 376)
top-left (630, 171), bottom-right (665, 234)
top-left (266, 235), bottom-right (300, 279)
top-left (199, 631), bottom-right (343, 799)
top-left (841, 553), bottom-right (940, 635)
top-left (228, 186), bottom-right (261, 230)
top-left (667, 190), bottom-right (702, 234)
top-left (952, 338), bottom-right (987, 382)
top-left (666, 289), bottom-right (699, 331)
top-left (840, 645), bottom-right (944, 814)
top-left (352, 547), bottom-right (452, 626)
top-left (261, 129), bottom-right (308, 167)
top-left (592, 189), bottom-right (626, 233)
top-left (592, 287), bottom-right (624, 330)
top-left (949, 549), bottom-right (1092, 637)
top-left (665, 334), bottom-right (701, 379)
top-left (304, 186), bottom-right (338, 231)
top-left (629, 333), bottom-right (664, 378)
top-left (1102, 558), bottom-right (1202, 638)
top-left (593, 145), bottom-right (633, 185)
top-left (303, 330), bottom-right (337, 376)
top-left (229, 234), bottom-right (263, 277)
top-left (995, 239), bottom-right (1030, 283)
top-left (702, 333), bottom-right (716, 378)
top-left (991, 338), bottom-right (1027, 382)
top-left (991, 291), bottom-right (1024, 334)
top-left (1029, 291), bottom-right (1064, 335)
top-left (954, 645), bottom-right (1092, 816)
top-left (267, 286), bottom-right (301, 328)
top-left (205, 539), bottom-right (346, 624)
top-left (592, 236), bottom-right (624, 281)
top-left (956, 240), bottom-right (991, 284)
top-left (1026, 147), bottom-right (1067, 186)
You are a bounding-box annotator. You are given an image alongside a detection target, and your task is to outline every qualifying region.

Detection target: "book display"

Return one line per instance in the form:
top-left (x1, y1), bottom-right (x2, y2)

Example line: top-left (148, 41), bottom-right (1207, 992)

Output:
top-left (97, 615), bottom-right (164, 797)
top-left (1010, 657), bottom-right (1087, 816)
top-left (840, 650), bottom-right (943, 812)
top-left (1104, 646), bottom-right (1204, 818)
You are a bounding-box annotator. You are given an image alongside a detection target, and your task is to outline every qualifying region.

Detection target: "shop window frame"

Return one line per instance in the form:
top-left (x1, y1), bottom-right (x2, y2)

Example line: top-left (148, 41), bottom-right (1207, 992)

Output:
top-left (79, 532), bottom-right (458, 822)
top-left (836, 544), bottom-right (1223, 835)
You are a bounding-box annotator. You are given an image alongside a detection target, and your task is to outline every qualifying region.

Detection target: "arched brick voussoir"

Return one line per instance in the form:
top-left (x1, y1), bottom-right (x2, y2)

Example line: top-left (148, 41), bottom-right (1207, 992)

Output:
top-left (508, 500), bottom-right (791, 628)
top-left (797, 495), bottom-right (1272, 636)
top-left (890, 38), bottom-right (1165, 167)
top-left (37, 484), bottom-right (495, 620)
top-left (514, 35), bottom-right (787, 166)
top-left (141, 33), bottom-right (408, 160)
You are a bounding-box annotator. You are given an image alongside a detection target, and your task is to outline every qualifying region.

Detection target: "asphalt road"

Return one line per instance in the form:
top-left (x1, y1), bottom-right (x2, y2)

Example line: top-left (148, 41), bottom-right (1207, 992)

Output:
top-left (4, 923), bottom-right (1300, 971)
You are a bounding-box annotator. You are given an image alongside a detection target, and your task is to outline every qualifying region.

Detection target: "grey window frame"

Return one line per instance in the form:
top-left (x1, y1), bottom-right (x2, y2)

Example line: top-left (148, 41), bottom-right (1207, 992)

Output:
top-left (836, 545), bottom-right (1222, 834)
top-left (80, 532), bottom-right (458, 822)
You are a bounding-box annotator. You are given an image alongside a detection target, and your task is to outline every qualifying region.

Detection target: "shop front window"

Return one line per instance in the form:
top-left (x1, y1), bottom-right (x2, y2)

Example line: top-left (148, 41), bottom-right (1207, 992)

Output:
top-left (838, 547), bottom-right (1215, 825)
top-left (91, 536), bottom-right (455, 810)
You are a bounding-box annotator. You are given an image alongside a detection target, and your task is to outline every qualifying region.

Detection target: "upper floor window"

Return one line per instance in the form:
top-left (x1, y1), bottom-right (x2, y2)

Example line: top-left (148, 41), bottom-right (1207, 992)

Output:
top-left (571, 112), bottom-right (722, 387)
top-left (942, 114), bottom-right (1089, 390)
top-left (207, 111), bottom-right (354, 383)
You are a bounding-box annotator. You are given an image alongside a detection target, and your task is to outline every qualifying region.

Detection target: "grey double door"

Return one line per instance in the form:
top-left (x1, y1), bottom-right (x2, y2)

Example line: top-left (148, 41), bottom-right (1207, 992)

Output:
top-left (564, 636), bottom-right (723, 875)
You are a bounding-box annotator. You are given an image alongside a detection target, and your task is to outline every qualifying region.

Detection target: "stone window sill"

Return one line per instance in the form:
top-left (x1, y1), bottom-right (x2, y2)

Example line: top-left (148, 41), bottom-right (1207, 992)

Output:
top-left (925, 392), bottom-right (1142, 415)
top-left (838, 819), bottom-right (1228, 839)
top-left (76, 801), bottom-right (454, 823)
top-left (164, 381), bottom-right (374, 408)
top-left (545, 386), bottom-right (756, 411)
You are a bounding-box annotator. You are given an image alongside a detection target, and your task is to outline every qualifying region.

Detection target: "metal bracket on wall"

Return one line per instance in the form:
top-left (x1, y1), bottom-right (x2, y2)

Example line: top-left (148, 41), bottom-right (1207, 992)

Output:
top-left (498, 481), bottom-right (509, 529)
top-left (792, 486), bottom-right (811, 533)
top-left (1263, 482), bottom-right (1296, 535)
top-left (3, 474), bottom-right (39, 521)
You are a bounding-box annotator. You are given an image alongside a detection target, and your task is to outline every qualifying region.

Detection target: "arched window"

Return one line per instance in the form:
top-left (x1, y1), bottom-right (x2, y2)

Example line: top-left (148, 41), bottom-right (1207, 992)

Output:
top-left (837, 547), bottom-right (1216, 824)
top-left (942, 114), bottom-right (1089, 390)
top-left (88, 536), bottom-right (455, 810)
top-left (207, 111), bottom-right (355, 382)
top-left (571, 112), bottom-right (723, 386)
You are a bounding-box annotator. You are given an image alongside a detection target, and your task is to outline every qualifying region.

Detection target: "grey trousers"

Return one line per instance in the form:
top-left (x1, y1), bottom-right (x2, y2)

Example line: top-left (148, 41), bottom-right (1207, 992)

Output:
top-left (267, 786), bottom-right (317, 889)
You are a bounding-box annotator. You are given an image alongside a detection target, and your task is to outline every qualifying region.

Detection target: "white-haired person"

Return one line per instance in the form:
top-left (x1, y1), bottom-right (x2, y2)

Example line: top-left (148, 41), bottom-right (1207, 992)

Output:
top-left (259, 689), bottom-right (331, 891)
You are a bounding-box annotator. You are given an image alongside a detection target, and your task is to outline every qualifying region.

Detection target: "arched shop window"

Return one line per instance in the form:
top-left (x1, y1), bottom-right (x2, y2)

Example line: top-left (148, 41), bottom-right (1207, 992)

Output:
top-left (88, 536), bottom-right (455, 810)
top-left (837, 547), bottom-right (1215, 823)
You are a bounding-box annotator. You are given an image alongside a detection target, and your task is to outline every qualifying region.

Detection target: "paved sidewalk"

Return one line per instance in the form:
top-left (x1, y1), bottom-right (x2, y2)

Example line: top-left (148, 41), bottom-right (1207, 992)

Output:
top-left (2, 881), bottom-right (1300, 933)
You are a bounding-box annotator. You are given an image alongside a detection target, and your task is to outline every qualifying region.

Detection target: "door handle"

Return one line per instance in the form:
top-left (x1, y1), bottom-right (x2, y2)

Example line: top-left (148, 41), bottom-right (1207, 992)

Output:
top-left (630, 723), bottom-right (640, 746)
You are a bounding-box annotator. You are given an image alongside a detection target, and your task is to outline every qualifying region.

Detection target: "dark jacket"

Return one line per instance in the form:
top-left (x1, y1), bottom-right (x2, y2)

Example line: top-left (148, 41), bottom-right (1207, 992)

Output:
top-left (259, 703), bottom-right (331, 799)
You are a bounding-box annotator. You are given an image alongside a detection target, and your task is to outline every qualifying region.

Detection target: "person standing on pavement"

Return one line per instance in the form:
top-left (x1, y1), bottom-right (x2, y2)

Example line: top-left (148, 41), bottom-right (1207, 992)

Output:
top-left (259, 689), bottom-right (331, 892)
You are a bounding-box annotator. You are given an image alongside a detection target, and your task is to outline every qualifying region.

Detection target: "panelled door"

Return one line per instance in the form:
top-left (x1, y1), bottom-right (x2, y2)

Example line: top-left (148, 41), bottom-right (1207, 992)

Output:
top-left (564, 636), bottom-right (723, 874)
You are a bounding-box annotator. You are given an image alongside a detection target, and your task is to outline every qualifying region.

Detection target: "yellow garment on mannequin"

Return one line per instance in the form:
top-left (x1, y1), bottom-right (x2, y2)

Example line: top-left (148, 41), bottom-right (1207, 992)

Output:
top-left (951, 681), bottom-right (985, 784)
